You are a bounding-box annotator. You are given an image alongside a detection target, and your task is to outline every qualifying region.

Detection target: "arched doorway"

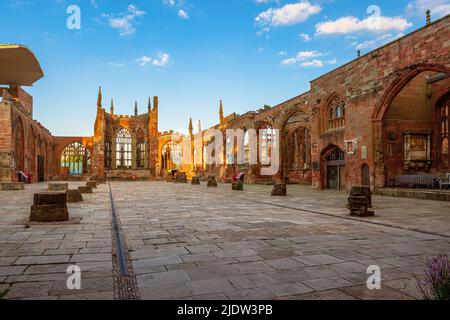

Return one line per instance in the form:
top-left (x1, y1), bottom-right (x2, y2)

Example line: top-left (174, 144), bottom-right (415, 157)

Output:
top-left (325, 147), bottom-right (345, 190)
top-left (60, 142), bottom-right (91, 176)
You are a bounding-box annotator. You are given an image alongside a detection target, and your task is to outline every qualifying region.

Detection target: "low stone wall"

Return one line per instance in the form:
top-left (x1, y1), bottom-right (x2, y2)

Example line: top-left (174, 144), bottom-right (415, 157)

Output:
top-left (374, 188), bottom-right (450, 202)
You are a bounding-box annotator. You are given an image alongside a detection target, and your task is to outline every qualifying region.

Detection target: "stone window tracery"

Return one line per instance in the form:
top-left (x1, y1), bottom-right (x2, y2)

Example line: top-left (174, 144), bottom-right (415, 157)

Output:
top-left (328, 96), bottom-right (346, 129)
top-left (116, 128), bottom-right (132, 169)
top-left (61, 142), bottom-right (91, 176)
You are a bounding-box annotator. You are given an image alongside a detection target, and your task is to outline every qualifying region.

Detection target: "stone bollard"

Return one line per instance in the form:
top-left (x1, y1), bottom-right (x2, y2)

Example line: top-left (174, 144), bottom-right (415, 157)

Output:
top-left (30, 192), bottom-right (69, 222)
top-left (48, 183), bottom-right (68, 191)
top-left (271, 183), bottom-right (287, 196)
top-left (1, 182), bottom-right (25, 191)
top-left (207, 176), bottom-right (218, 187)
top-left (191, 177), bottom-right (200, 185)
top-left (348, 191), bottom-right (374, 217)
top-left (86, 181), bottom-right (97, 189)
top-left (232, 180), bottom-right (244, 191)
top-left (66, 189), bottom-right (83, 203)
top-left (78, 186), bottom-right (93, 194)
top-left (174, 172), bottom-right (188, 183)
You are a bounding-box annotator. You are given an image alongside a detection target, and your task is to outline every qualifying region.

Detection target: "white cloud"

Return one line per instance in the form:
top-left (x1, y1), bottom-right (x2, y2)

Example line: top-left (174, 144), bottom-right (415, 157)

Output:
top-left (316, 15), bottom-right (412, 35)
top-left (136, 52), bottom-right (171, 67)
top-left (255, 1), bottom-right (321, 27)
top-left (406, 0), bottom-right (450, 18)
top-left (103, 4), bottom-right (146, 36)
top-left (254, 0), bottom-right (280, 4)
top-left (281, 50), bottom-right (336, 68)
top-left (136, 56), bottom-right (152, 67)
top-left (355, 33), bottom-right (405, 50)
top-left (278, 51), bottom-right (288, 56)
top-left (300, 60), bottom-right (323, 67)
top-left (300, 33), bottom-right (312, 41)
top-left (178, 9), bottom-right (189, 19)
top-left (90, 0), bottom-right (98, 8)
top-left (163, 0), bottom-right (176, 7)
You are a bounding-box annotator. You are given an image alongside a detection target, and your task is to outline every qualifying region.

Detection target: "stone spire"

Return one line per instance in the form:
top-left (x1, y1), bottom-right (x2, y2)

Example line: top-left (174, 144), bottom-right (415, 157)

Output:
top-left (110, 99), bottom-right (114, 115)
top-left (219, 99), bottom-right (224, 124)
top-left (153, 96), bottom-right (158, 112)
top-left (198, 120), bottom-right (202, 133)
top-left (97, 86), bottom-right (102, 109)
top-left (426, 9), bottom-right (431, 25)
top-left (188, 118), bottom-right (193, 135)
top-left (134, 101), bottom-right (138, 116)
top-left (357, 50), bottom-right (361, 58)
top-left (148, 97), bottom-right (152, 112)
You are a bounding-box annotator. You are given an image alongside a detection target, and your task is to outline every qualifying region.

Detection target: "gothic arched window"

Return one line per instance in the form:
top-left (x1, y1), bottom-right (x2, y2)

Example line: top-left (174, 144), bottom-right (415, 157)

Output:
top-left (328, 96), bottom-right (346, 129)
top-left (116, 128), bottom-right (132, 168)
top-left (61, 142), bottom-right (91, 176)
top-left (259, 125), bottom-right (274, 165)
top-left (136, 129), bottom-right (146, 168)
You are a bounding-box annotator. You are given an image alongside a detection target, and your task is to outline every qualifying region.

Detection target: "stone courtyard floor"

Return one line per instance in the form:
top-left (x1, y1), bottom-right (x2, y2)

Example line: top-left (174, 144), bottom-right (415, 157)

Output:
top-left (1, 181), bottom-right (449, 300)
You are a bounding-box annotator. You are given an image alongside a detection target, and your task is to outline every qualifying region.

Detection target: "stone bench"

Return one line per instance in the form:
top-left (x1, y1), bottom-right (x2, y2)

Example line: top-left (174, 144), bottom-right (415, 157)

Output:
top-left (66, 189), bottom-right (83, 203)
top-left (191, 176), bottom-right (200, 185)
top-left (78, 186), bottom-right (93, 194)
top-left (174, 172), bottom-right (188, 183)
top-left (271, 183), bottom-right (287, 196)
top-left (48, 183), bottom-right (68, 191)
top-left (30, 192), bottom-right (69, 222)
top-left (207, 176), bottom-right (218, 187)
top-left (1, 182), bottom-right (25, 191)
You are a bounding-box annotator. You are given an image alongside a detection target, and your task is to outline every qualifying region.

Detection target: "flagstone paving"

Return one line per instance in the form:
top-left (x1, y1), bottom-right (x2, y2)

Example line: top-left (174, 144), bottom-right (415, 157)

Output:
top-left (0, 181), bottom-right (449, 300)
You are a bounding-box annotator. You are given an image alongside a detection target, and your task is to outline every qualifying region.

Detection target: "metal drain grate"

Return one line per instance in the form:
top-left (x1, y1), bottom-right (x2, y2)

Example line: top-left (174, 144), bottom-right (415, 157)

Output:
top-left (108, 182), bottom-right (141, 300)
top-left (115, 276), bottom-right (140, 300)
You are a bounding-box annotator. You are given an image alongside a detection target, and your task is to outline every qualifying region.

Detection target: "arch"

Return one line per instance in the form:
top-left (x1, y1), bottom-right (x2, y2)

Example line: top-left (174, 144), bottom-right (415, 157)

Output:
top-left (161, 141), bottom-right (182, 172)
top-left (373, 63), bottom-right (450, 121)
top-left (116, 128), bottom-right (132, 169)
top-left (322, 93), bottom-right (346, 130)
top-left (13, 116), bottom-right (25, 173)
top-left (26, 126), bottom-right (35, 174)
top-left (60, 142), bottom-right (91, 176)
top-left (320, 144), bottom-right (346, 190)
top-left (136, 128), bottom-right (146, 168)
top-left (258, 123), bottom-right (275, 165)
top-left (437, 92), bottom-right (450, 169)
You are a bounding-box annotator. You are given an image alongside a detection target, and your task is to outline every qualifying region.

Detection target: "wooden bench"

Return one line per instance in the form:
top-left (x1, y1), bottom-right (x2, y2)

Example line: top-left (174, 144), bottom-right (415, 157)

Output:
top-left (393, 175), bottom-right (439, 189)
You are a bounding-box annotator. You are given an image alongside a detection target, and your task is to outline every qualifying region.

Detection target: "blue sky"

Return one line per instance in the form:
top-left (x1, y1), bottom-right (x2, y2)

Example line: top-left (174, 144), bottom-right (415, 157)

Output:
top-left (1, 0), bottom-right (449, 136)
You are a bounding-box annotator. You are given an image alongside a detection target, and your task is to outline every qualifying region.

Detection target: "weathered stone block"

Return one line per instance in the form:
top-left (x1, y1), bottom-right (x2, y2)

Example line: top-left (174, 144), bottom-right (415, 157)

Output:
top-left (174, 172), bottom-right (188, 183)
top-left (191, 177), bottom-right (200, 185)
top-left (1, 182), bottom-right (25, 191)
top-left (232, 180), bottom-right (244, 191)
top-left (48, 183), bottom-right (68, 191)
top-left (348, 193), bottom-right (374, 217)
top-left (86, 181), bottom-right (97, 189)
top-left (78, 186), bottom-right (93, 194)
top-left (350, 187), bottom-right (372, 207)
top-left (66, 189), bottom-right (83, 203)
top-left (30, 192), bottom-right (69, 222)
top-left (271, 183), bottom-right (287, 196)
top-left (207, 176), bottom-right (218, 187)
